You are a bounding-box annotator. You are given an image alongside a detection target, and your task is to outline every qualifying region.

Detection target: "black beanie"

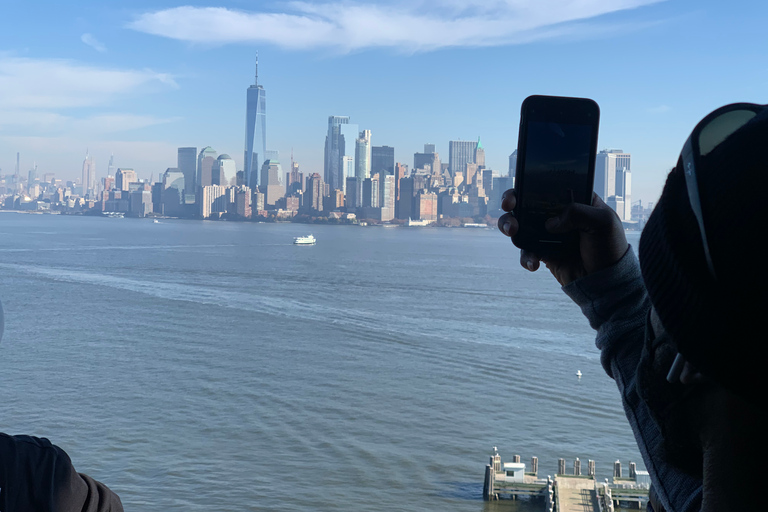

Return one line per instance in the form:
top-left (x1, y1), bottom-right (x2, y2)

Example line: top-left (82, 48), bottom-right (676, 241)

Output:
top-left (639, 108), bottom-right (768, 405)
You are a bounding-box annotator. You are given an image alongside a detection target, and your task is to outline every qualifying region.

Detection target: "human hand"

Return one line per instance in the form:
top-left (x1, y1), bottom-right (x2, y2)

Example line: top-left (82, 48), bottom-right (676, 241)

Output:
top-left (497, 190), bottom-right (628, 286)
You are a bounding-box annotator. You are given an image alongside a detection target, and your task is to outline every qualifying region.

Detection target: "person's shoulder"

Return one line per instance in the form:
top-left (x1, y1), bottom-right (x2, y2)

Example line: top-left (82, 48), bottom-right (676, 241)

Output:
top-left (0, 433), bottom-right (73, 466)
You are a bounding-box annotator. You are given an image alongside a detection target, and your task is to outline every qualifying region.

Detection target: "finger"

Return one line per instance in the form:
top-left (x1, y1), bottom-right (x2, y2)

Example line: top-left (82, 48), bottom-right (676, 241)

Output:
top-left (545, 201), bottom-right (617, 235)
top-left (496, 212), bottom-right (518, 237)
top-left (520, 250), bottom-right (541, 272)
top-left (500, 189), bottom-right (516, 212)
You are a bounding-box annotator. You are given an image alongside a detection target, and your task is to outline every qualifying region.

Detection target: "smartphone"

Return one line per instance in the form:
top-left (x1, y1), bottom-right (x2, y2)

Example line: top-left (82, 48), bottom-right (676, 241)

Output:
top-left (512, 95), bottom-right (600, 254)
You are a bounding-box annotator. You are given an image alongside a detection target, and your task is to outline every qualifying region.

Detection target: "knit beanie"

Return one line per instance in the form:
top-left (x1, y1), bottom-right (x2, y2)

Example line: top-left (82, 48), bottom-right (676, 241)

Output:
top-left (639, 108), bottom-right (768, 405)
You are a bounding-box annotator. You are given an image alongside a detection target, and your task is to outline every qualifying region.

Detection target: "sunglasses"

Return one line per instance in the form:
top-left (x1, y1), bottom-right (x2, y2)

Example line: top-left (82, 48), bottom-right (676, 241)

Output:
top-left (680, 103), bottom-right (765, 280)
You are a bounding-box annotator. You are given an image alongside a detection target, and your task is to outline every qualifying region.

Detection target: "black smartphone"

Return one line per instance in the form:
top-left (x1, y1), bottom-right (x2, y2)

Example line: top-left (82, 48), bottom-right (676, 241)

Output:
top-left (512, 95), bottom-right (600, 254)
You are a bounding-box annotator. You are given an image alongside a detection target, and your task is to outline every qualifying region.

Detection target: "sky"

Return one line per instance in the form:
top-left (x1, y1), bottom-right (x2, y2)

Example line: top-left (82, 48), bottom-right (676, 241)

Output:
top-left (1, 0), bottom-right (767, 204)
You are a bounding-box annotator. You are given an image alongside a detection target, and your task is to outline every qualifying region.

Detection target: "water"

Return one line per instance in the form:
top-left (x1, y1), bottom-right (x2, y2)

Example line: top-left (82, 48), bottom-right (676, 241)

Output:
top-left (0, 213), bottom-right (643, 511)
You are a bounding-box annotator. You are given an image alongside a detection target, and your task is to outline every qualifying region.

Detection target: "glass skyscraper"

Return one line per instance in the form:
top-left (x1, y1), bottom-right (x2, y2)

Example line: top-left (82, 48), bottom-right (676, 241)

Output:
top-left (324, 116), bottom-right (358, 192)
top-left (244, 55), bottom-right (266, 189)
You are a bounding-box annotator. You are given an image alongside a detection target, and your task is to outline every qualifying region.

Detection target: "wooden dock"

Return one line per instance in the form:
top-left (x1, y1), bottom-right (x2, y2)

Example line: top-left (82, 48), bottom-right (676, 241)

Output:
top-left (483, 448), bottom-right (649, 511)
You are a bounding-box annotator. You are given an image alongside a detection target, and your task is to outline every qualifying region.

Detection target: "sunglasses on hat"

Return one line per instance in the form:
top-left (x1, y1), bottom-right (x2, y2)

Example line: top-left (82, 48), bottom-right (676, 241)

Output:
top-left (680, 102), bottom-right (766, 280)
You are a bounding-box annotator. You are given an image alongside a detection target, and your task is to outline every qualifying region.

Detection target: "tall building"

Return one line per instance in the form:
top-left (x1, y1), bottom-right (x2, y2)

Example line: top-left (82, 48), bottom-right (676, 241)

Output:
top-left (177, 147), bottom-right (197, 197)
top-left (81, 150), bottom-right (95, 198)
top-left (355, 130), bottom-right (372, 181)
top-left (197, 147), bottom-right (217, 189)
top-left (414, 143), bottom-right (440, 173)
top-left (213, 154), bottom-right (236, 187)
top-left (260, 159), bottom-right (285, 207)
top-left (244, 54), bottom-right (267, 189)
top-left (324, 116), bottom-right (358, 192)
top-left (595, 149), bottom-right (632, 221)
top-left (449, 140), bottom-right (478, 176)
top-left (200, 185), bottom-right (228, 219)
top-left (475, 137), bottom-right (486, 168)
top-left (305, 173), bottom-right (324, 212)
top-left (115, 168), bottom-right (137, 191)
top-left (508, 150), bottom-right (517, 179)
top-left (371, 146), bottom-right (395, 175)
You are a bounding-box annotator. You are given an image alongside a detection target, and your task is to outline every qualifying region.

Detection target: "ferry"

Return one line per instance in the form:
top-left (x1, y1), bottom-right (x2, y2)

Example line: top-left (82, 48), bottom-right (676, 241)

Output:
top-left (293, 234), bottom-right (316, 245)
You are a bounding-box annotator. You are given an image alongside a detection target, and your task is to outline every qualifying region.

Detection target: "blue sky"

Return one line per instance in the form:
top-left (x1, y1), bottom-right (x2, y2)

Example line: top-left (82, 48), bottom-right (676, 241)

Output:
top-left (1, 0), bottom-right (766, 204)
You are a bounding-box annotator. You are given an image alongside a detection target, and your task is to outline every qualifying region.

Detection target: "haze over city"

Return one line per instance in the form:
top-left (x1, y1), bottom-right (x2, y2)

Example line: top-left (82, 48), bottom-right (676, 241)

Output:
top-left (2, 0), bottom-right (766, 205)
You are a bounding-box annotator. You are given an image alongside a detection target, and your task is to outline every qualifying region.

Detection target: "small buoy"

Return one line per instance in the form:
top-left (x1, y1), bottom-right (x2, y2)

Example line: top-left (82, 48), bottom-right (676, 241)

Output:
top-left (576, 370), bottom-right (582, 378)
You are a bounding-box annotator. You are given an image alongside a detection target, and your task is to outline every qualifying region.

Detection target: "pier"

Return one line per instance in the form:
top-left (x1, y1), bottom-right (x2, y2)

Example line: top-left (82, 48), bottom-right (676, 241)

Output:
top-left (483, 448), bottom-right (649, 511)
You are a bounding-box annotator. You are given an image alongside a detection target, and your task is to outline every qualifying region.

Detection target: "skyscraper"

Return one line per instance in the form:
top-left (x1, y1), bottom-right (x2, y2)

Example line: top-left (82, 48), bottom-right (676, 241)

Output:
top-left (82, 150), bottom-right (95, 198)
top-left (177, 147), bottom-right (197, 197)
top-left (197, 147), bottom-right (217, 189)
top-left (449, 140), bottom-right (478, 176)
top-left (244, 54), bottom-right (266, 189)
top-left (324, 116), bottom-right (358, 192)
top-left (371, 146), bottom-right (395, 175)
top-left (355, 130), bottom-right (372, 181)
top-left (508, 150), bottom-right (517, 179)
top-left (260, 159), bottom-right (285, 206)
top-left (595, 149), bottom-right (632, 221)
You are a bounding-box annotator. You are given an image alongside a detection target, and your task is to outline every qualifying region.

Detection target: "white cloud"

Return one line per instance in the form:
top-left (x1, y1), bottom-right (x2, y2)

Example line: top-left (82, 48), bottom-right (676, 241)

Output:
top-left (0, 56), bottom-right (178, 109)
top-left (127, 1), bottom-right (664, 52)
top-left (81, 33), bottom-right (107, 53)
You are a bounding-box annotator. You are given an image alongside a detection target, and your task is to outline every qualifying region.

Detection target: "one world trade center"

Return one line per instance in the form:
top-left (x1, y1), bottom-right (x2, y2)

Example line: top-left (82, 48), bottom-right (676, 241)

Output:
top-left (244, 54), bottom-right (266, 189)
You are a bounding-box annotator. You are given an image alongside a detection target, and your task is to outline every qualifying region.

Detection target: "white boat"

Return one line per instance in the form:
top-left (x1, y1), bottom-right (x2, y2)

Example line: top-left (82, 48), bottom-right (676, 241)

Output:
top-left (293, 234), bottom-right (316, 245)
top-left (153, 219), bottom-right (160, 224)
top-left (576, 370), bottom-right (582, 378)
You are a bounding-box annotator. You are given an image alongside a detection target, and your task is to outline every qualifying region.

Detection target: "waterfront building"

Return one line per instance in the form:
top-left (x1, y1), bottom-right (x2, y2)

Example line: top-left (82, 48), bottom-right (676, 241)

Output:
top-left (355, 130), bottom-right (372, 181)
top-left (244, 55), bottom-right (267, 189)
top-left (595, 149), bottom-right (632, 221)
top-left (130, 190), bottom-right (153, 217)
top-left (324, 116), bottom-right (358, 192)
top-left (305, 173), bottom-right (324, 213)
top-left (449, 140), bottom-right (477, 176)
top-left (197, 147), bottom-right (217, 189)
top-left (362, 176), bottom-right (379, 208)
top-left (415, 190), bottom-right (438, 221)
top-left (345, 176), bottom-right (360, 209)
top-left (379, 174), bottom-right (395, 222)
top-left (162, 168), bottom-right (185, 216)
top-left (371, 145), bottom-right (395, 175)
top-left (234, 186), bottom-right (252, 218)
top-left (200, 184), bottom-right (228, 218)
top-left (397, 176), bottom-right (415, 220)
top-left (177, 147), bottom-right (197, 197)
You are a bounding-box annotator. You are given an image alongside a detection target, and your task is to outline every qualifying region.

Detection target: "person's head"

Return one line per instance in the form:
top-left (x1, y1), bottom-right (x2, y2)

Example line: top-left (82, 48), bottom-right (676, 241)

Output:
top-left (637, 103), bottom-right (768, 473)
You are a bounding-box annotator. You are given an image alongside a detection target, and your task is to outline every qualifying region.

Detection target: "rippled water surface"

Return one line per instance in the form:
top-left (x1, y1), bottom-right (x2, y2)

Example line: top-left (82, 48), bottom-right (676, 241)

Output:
top-left (0, 213), bottom-right (643, 511)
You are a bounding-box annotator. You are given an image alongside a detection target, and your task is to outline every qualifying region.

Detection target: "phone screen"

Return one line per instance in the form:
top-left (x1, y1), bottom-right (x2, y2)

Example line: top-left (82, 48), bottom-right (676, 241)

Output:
top-left (520, 121), bottom-right (594, 218)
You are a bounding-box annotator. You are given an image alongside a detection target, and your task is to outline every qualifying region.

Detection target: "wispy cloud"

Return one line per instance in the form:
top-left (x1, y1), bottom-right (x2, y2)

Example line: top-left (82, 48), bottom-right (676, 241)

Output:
top-left (0, 56), bottom-right (178, 109)
top-left (127, 1), bottom-right (664, 52)
top-left (81, 33), bottom-right (107, 53)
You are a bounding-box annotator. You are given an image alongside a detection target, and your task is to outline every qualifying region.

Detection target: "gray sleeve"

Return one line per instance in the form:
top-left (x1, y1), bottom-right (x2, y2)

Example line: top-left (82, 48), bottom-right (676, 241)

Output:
top-left (562, 247), bottom-right (702, 512)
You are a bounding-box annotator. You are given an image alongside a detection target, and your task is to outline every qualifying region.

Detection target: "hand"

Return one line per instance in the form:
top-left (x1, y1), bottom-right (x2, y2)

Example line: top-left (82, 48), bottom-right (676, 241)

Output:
top-left (497, 190), bottom-right (628, 286)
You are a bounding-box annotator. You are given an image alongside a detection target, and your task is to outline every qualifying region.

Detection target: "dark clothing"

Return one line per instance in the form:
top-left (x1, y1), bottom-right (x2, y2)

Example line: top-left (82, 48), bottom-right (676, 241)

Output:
top-left (562, 247), bottom-right (702, 512)
top-left (0, 434), bottom-right (123, 512)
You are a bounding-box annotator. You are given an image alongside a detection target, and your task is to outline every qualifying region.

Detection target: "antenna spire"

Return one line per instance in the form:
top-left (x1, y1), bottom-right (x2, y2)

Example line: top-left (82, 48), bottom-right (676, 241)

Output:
top-left (255, 51), bottom-right (259, 86)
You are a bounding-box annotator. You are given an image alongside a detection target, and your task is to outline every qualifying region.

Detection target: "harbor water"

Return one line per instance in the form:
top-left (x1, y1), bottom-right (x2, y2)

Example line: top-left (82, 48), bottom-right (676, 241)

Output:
top-left (0, 213), bottom-right (643, 511)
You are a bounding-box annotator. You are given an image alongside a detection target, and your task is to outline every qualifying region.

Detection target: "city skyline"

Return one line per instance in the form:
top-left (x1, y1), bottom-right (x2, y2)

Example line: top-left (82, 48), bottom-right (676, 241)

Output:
top-left (2, 0), bottom-right (767, 205)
